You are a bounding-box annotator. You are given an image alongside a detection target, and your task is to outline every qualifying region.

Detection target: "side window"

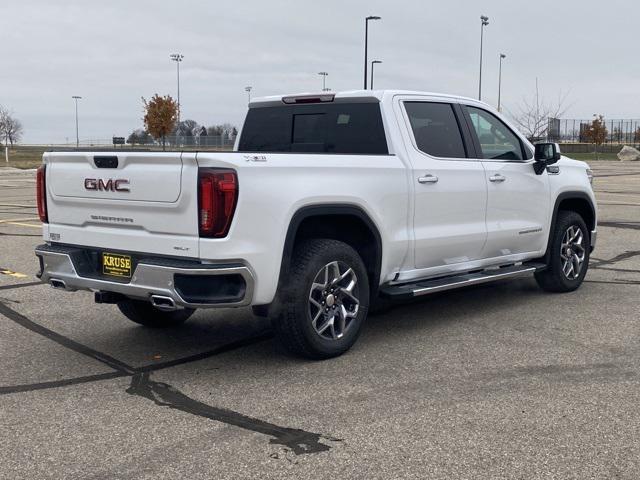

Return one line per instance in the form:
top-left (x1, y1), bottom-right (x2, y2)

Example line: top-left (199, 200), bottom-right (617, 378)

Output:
top-left (467, 107), bottom-right (524, 161)
top-left (404, 102), bottom-right (467, 158)
top-left (325, 105), bottom-right (388, 154)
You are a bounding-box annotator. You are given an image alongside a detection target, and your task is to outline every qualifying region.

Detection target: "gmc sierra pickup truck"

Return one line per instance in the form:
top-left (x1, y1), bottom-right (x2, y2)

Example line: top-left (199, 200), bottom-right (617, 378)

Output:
top-left (35, 90), bottom-right (597, 359)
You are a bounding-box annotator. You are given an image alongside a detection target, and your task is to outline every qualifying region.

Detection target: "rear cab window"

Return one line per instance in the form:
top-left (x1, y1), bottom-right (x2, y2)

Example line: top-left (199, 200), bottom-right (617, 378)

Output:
top-left (238, 103), bottom-right (388, 154)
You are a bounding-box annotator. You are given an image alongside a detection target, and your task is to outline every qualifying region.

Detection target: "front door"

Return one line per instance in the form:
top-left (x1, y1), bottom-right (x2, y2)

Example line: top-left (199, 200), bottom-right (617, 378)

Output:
top-left (463, 105), bottom-right (550, 259)
top-left (400, 100), bottom-right (488, 270)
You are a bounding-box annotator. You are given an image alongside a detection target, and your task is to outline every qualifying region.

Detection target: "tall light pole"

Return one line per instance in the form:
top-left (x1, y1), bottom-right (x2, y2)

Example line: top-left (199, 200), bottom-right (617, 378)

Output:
top-left (497, 53), bottom-right (506, 111)
top-left (318, 72), bottom-right (328, 91)
top-left (364, 15), bottom-right (381, 90)
top-left (245, 86), bottom-right (252, 103)
top-left (72, 96), bottom-right (82, 148)
top-left (478, 15), bottom-right (489, 101)
top-left (370, 60), bottom-right (382, 89)
top-left (170, 53), bottom-right (184, 125)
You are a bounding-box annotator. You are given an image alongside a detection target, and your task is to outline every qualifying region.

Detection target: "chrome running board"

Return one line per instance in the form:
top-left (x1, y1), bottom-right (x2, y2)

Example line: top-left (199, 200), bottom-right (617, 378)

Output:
top-left (380, 263), bottom-right (545, 300)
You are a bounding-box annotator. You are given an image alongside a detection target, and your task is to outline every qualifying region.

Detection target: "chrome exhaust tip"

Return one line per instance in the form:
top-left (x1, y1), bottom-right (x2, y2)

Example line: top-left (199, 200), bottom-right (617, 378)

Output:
top-left (150, 295), bottom-right (178, 311)
top-left (50, 279), bottom-right (67, 290)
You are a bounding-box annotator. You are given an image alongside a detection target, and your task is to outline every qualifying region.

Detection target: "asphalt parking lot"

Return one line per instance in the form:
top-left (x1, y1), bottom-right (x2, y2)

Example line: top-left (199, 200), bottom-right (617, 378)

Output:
top-left (1, 161), bottom-right (640, 479)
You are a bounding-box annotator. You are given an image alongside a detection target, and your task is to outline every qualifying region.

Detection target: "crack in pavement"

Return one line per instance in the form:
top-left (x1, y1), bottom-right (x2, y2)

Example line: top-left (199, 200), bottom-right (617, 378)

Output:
top-left (599, 221), bottom-right (640, 231)
top-left (588, 249), bottom-right (640, 285)
top-left (591, 266), bottom-right (640, 274)
top-left (0, 371), bottom-right (127, 395)
top-left (127, 372), bottom-right (338, 455)
top-left (594, 172), bottom-right (640, 178)
top-left (0, 301), bottom-right (336, 456)
top-left (596, 190), bottom-right (640, 194)
top-left (590, 250), bottom-right (640, 268)
top-left (0, 301), bottom-right (136, 374)
top-left (597, 203), bottom-right (640, 207)
top-left (134, 334), bottom-right (274, 373)
top-left (585, 279), bottom-right (640, 286)
top-left (0, 281), bottom-right (42, 291)
top-left (0, 231), bottom-right (41, 237)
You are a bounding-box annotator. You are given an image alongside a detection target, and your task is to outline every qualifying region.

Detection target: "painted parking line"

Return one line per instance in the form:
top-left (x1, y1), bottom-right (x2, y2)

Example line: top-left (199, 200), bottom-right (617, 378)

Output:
top-left (0, 267), bottom-right (29, 279)
top-left (3, 222), bottom-right (41, 229)
top-left (0, 217), bottom-right (39, 224)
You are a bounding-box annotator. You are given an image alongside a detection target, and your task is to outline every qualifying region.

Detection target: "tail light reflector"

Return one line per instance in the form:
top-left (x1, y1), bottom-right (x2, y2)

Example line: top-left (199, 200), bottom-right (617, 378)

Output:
top-left (36, 165), bottom-right (48, 223)
top-left (198, 169), bottom-right (238, 238)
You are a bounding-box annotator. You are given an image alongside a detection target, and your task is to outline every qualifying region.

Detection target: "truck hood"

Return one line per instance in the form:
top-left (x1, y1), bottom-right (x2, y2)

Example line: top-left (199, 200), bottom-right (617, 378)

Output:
top-left (558, 155), bottom-right (589, 170)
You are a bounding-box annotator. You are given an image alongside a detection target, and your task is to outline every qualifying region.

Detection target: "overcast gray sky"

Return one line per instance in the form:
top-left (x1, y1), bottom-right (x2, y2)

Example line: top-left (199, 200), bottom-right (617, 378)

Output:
top-left (1, 0), bottom-right (638, 143)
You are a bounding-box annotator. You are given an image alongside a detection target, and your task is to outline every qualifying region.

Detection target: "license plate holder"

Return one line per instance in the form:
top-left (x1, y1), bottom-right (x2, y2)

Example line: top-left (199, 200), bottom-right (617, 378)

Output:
top-left (102, 252), bottom-right (132, 278)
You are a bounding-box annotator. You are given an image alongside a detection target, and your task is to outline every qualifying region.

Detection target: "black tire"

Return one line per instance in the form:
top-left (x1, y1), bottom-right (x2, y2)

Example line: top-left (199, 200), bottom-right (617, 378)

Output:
top-left (274, 239), bottom-right (370, 359)
top-left (535, 210), bottom-right (590, 293)
top-left (117, 298), bottom-right (194, 328)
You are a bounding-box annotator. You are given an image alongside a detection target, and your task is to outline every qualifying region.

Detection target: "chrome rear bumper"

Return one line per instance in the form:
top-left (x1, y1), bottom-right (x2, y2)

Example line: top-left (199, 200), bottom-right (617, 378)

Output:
top-left (35, 244), bottom-right (254, 309)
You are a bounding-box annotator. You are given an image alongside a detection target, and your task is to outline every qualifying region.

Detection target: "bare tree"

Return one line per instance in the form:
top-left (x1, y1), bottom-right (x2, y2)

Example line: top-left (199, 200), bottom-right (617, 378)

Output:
top-left (175, 119), bottom-right (200, 146)
top-left (0, 106), bottom-right (23, 146)
top-left (509, 79), bottom-right (570, 142)
top-left (0, 106), bottom-right (8, 145)
top-left (126, 128), bottom-right (153, 145)
top-left (6, 117), bottom-right (23, 145)
top-left (178, 119), bottom-right (199, 136)
top-left (206, 123), bottom-right (237, 140)
top-left (207, 125), bottom-right (223, 136)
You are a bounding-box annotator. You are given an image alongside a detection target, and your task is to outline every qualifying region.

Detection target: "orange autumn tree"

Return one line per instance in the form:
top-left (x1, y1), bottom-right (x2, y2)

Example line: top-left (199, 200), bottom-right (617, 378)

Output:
top-left (142, 94), bottom-right (178, 150)
top-left (583, 114), bottom-right (608, 159)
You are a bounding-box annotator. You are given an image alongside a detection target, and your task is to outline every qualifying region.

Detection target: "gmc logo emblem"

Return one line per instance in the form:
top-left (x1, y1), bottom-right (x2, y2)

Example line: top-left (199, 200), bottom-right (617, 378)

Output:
top-left (84, 178), bottom-right (130, 192)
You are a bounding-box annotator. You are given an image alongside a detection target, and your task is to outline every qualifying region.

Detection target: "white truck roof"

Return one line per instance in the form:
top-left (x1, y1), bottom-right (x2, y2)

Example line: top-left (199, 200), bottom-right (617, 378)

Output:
top-left (249, 89), bottom-right (483, 108)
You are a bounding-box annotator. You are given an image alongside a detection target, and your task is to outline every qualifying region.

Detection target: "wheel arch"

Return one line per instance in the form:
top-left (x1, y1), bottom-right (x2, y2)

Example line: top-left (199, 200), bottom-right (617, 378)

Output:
top-left (543, 191), bottom-right (596, 263)
top-left (253, 204), bottom-right (384, 318)
top-left (282, 204), bottom-right (382, 290)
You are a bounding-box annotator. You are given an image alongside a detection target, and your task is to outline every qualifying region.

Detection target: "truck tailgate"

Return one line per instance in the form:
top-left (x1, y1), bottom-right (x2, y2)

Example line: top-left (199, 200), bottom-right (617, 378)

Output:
top-left (44, 151), bottom-right (200, 257)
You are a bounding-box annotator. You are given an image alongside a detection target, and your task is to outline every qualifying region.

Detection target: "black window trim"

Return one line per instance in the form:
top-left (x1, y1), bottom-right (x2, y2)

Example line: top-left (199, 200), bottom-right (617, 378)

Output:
top-left (460, 104), bottom-right (533, 162)
top-left (452, 103), bottom-right (481, 158)
top-left (402, 100), bottom-right (477, 161)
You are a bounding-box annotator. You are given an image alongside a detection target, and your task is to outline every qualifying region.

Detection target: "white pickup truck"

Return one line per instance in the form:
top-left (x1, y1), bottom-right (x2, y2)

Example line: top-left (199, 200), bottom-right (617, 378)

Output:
top-left (35, 90), bottom-right (597, 358)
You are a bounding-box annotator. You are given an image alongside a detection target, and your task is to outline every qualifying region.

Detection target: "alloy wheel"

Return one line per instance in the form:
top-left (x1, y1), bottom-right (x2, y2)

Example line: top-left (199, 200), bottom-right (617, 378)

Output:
top-left (308, 261), bottom-right (360, 340)
top-left (560, 225), bottom-right (586, 280)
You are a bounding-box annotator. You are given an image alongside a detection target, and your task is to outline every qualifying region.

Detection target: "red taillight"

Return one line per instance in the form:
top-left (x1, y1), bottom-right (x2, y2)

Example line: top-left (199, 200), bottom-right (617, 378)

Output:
top-left (36, 165), bottom-right (48, 223)
top-left (198, 169), bottom-right (238, 238)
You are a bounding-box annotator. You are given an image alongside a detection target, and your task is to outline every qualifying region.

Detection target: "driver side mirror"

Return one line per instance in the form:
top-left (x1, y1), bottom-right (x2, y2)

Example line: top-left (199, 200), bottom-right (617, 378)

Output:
top-left (534, 143), bottom-right (561, 174)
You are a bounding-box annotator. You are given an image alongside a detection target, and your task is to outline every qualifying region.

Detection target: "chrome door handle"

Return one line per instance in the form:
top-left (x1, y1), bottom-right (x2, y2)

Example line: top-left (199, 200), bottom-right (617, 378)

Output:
top-left (418, 174), bottom-right (439, 184)
top-left (489, 174), bottom-right (506, 183)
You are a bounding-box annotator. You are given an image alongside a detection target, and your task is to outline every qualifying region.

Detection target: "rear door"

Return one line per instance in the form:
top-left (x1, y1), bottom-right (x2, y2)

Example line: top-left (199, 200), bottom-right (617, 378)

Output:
top-left (462, 105), bottom-right (550, 258)
top-left (46, 152), bottom-right (200, 257)
top-left (399, 98), bottom-right (488, 270)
